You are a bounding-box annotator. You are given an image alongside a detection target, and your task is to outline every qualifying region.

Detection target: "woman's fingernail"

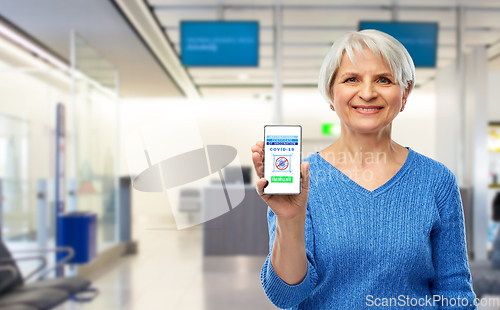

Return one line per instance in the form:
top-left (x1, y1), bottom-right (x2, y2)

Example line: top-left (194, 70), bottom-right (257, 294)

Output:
top-left (263, 180), bottom-right (269, 188)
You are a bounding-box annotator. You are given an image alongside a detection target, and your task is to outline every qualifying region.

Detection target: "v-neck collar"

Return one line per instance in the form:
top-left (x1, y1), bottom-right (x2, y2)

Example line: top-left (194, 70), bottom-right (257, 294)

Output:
top-left (313, 146), bottom-right (414, 197)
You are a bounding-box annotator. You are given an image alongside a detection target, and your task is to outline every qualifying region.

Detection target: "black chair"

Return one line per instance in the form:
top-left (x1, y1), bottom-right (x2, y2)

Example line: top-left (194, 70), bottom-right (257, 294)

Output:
top-left (0, 265), bottom-right (18, 294)
top-left (0, 241), bottom-right (93, 309)
top-left (0, 258), bottom-right (68, 309)
top-left (469, 260), bottom-right (500, 298)
top-left (0, 288), bottom-right (69, 310)
top-left (2, 306), bottom-right (39, 310)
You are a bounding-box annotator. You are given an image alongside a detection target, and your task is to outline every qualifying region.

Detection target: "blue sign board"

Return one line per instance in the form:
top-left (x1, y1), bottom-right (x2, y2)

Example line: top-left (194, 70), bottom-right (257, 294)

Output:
top-left (359, 21), bottom-right (438, 67)
top-left (181, 21), bottom-right (259, 66)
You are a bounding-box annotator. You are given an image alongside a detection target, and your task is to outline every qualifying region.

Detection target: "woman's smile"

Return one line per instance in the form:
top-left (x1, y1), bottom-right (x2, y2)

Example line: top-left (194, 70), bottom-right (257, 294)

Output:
top-left (352, 106), bottom-right (384, 114)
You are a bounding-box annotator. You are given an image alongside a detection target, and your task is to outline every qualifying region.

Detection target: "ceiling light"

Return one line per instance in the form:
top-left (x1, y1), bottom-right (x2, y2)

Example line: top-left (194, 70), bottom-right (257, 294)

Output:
top-left (238, 74), bottom-right (249, 80)
top-left (0, 22), bottom-right (69, 73)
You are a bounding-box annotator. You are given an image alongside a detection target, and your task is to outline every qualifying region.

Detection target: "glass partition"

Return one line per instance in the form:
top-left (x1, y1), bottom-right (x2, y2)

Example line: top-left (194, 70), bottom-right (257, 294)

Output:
top-left (71, 33), bottom-right (120, 251)
top-left (0, 31), bottom-right (120, 276)
top-left (0, 66), bottom-right (68, 265)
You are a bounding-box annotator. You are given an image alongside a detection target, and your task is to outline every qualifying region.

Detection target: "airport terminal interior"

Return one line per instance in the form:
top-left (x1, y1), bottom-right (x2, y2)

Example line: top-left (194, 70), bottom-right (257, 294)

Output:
top-left (2, 0), bottom-right (500, 309)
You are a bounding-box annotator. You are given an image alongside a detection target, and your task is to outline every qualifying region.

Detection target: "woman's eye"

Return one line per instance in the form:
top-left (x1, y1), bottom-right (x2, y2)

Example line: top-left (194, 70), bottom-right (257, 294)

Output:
top-left (345, 77), bottom-right (357, 83)
top-left (379, 77), bottom-right (392, 84)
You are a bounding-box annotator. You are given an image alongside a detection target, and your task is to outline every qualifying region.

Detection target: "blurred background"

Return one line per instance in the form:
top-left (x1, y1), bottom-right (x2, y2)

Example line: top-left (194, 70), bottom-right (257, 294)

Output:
top-left (0, 0), bottom-right (500, 309)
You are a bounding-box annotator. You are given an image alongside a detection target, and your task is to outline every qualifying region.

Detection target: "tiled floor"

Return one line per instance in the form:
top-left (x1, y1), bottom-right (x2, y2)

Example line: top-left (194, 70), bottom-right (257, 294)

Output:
top-left (52, 213), bottom-right (500, 310)
top-left (53, 215), bottom-right (277, 310)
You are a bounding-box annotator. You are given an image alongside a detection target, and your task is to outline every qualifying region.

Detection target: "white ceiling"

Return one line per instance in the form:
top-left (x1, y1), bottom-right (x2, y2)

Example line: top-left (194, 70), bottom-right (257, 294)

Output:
top-left (147, 0), bottom-right (500, 97)
top-left (0, 0), bottom-right (185, 98)
top-left (2, 0), bottom-right (500, 99)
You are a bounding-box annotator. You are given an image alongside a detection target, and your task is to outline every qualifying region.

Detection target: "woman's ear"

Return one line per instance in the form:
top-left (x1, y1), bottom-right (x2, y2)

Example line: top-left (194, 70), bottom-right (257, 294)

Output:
top-left (402, 82), bottom-right (411, 104)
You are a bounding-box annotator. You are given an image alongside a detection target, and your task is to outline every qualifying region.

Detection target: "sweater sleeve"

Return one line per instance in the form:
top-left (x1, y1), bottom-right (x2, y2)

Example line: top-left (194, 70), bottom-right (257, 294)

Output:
top-left (429, 168), bottom-right (477, 309)
top-left (260, 205), bottom-right (319, 309)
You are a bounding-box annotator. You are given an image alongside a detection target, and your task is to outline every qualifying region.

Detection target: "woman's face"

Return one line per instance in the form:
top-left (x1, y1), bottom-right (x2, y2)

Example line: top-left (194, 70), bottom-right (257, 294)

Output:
top-left (331, 48), bottom-right (409, 134)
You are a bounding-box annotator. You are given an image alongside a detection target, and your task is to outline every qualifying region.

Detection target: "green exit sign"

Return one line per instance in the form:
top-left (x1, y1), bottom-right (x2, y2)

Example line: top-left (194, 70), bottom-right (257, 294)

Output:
top-left (322, 122), bottom-right (341, 136)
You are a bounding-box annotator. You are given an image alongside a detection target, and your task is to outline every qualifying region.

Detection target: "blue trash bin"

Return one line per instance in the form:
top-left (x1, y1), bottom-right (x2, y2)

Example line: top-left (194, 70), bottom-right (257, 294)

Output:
top-left (57, 212), bottom-right (97, 264)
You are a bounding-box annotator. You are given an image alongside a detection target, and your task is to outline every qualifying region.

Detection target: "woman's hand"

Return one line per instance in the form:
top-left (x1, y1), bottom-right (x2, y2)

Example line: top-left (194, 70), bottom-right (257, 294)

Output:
top-left (252, 140), bottom-right (310, 285)
top-left (251, 141), bottom-right (310, 220)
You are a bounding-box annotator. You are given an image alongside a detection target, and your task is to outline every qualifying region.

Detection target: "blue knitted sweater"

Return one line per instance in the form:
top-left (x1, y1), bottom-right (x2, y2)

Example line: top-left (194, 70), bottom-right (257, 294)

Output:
top-left (261, 147), bottom-right (477, 309)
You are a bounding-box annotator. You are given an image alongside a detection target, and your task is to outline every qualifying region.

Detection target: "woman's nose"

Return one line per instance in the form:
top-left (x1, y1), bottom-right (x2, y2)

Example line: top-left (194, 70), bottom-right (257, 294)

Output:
top-left (358, 83), bottom-right (377, 101)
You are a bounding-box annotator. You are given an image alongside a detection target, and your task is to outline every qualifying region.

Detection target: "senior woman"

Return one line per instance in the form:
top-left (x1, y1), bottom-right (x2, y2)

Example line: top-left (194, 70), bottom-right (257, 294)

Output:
top-left (251, 29), bottom-right (477, 309)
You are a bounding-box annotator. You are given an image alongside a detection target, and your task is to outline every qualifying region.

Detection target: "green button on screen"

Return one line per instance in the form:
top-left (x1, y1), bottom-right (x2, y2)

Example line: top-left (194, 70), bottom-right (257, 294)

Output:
top-left (271, 176), bottom-right (293, 183)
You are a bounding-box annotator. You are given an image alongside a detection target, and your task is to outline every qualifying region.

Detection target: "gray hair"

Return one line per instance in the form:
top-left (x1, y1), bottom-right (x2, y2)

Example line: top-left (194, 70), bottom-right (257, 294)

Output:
top-left (318, 29), bottom-right (415, 105)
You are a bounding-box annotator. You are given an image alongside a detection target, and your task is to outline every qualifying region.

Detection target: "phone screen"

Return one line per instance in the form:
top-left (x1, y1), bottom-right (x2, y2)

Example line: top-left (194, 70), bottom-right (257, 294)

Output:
top-left (263, 125), bottom-right (302, 195)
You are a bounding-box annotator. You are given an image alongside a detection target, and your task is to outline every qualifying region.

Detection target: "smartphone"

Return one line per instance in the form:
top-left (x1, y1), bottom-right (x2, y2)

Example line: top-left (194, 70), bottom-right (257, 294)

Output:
top-left (263, 125), bottom-right (302, 195)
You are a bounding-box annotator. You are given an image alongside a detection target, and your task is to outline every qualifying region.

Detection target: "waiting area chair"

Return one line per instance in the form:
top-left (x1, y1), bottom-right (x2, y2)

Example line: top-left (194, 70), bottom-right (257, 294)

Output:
top-left (0, 240), bottom-right (94, 309)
